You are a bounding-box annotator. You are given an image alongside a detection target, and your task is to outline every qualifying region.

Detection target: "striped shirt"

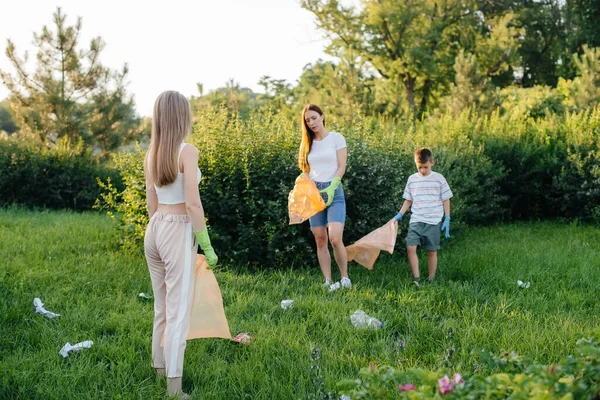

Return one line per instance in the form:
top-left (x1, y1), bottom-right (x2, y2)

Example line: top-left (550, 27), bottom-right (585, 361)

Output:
top-left (403, 171), bottom-right (453, 225)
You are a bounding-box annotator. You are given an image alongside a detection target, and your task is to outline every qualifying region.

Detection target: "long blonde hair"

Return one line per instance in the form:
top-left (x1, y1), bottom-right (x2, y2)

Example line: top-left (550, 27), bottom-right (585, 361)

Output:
top-left (298, 104), bottom-right (325, 173)
top-left (148, 91), bottom-right (192, 187)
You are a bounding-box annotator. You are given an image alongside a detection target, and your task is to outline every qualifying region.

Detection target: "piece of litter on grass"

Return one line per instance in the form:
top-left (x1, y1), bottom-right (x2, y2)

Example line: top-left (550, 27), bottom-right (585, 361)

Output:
top-left (280, 300), bottom-right (294, 309)
top-left (231, 332), bottom-right (253, 345)
top-left (350, 309), bottom-right (384, 329)
top-left (59, 340), bottom-right (93, 358)
top-left (329, 282), bottom-right (341, 292)
top-left (138, 292), bottom-right (153, 300)
top-left (33, 298), bottom-right (60, 319)
top-left (517, 280), bottom-right (531, 289)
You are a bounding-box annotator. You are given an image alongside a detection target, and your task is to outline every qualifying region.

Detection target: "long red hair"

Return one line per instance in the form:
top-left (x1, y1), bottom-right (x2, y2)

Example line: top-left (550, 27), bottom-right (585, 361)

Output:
top-left (298, 104), bottom-right (325, 173)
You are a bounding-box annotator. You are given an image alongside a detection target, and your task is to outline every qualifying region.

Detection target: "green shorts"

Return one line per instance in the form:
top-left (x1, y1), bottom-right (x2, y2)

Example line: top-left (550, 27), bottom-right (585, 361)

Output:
top-left (406, 222), bottom-right (442, 251)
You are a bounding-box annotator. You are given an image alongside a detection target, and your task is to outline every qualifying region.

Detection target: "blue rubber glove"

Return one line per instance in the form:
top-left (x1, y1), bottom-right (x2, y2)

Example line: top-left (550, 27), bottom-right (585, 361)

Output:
top-left (393, 211), bottom-right (404, 221)
top-left (441, 215), bottom-right (451, 238)
top-left (320, 176), bottom-right (341, 207)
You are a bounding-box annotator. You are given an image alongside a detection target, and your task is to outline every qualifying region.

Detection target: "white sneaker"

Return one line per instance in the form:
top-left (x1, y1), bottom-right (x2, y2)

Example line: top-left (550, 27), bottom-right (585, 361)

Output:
top-left (341, 277), bottom-right (352, 288)
top-left (322, 279), bottom-right (332, 288)
top-left (329, 282), bottom-right (341, 291)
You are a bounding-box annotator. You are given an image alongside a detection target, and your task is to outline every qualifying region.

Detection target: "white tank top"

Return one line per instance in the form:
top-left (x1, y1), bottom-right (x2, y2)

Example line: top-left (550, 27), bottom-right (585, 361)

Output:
top-left (154, 143), bottom-right (202, 204)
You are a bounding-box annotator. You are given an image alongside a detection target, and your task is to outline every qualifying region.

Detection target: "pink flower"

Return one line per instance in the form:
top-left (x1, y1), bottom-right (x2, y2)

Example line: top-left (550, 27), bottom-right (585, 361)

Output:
top-left (438, 375), bottom-right (454, 394)
top-left (398, 384), bottom-right (416, 392)
top-left (453, 373), bottom-right (464, 384)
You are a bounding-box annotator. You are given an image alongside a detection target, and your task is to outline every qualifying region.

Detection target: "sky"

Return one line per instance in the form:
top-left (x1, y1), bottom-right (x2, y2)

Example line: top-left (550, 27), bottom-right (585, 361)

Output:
top-left (0, 0), bottom-right (341, 116)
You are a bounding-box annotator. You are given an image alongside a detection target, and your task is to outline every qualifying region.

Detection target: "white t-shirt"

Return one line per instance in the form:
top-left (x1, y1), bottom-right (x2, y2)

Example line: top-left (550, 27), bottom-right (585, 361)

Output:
top-left (403, 171), bottom-right (453, 225)
top-left (308, 132), bottom-right (347, 182)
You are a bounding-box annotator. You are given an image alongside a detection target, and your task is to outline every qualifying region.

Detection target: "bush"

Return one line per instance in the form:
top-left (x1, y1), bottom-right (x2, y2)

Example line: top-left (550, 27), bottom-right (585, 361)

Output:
top-left (0, 139), bottom-right (122, 210)
top-left (101, 108), bottom-right (508, 267)
top-left (337, 337), bottom-right (600, 399)
top-left (101, 106), bottom-right (600, 266)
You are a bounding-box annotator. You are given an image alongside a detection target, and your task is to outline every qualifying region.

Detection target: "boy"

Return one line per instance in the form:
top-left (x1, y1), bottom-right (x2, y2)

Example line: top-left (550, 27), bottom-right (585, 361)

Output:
top-left (392, 148), bottom-right (452, 286)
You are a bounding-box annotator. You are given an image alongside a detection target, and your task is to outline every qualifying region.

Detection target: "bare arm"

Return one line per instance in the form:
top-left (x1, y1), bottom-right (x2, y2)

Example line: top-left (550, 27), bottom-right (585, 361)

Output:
top-left (400, 199), bottom-right (412, 215)
top-left (144, 154), bottom-right (158, 218)
top-left (181, 145), bottom-right (207, 232)
top-left (335, 147), bottom-right (347, 179)
top-left (443, 199), bottom-right (450, 217)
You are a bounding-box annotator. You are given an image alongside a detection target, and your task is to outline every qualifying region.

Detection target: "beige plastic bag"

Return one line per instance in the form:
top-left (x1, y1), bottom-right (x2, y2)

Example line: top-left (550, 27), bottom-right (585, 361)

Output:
top-left (160, 255), bottom-right (231, 346)
top-left (288, 175), bottom-right (327, 225)
top-left (346, 220), bottom-right (398, 270)
top-left (187, 254), bottom-right (231, 340)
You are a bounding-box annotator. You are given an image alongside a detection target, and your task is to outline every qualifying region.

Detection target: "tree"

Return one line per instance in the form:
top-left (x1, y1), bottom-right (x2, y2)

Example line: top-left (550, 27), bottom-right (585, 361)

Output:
top-left (301, 0), bottom-right (521, 119)
top-left (514, 0), bottom-right (564, 87)
top-left (439, 50), bottom-right (499, 116)
top-left (0, 7), bottom-right (141, 155)
top-left (560, 0), bottom-right (600, 80)
top-left (558, 45), bottom-right (600, 111)
top-left (190, 79), bottom-right (262, 119)
top-left (0, 100), bottom-right (18, 134)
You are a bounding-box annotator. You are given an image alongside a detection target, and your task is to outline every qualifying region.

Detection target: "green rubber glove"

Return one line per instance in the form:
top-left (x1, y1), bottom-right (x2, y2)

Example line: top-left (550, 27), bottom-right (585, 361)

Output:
top-left (320, 176), bottom-right (341, 207)
top-left (195, 228), bottom-right (218, 268)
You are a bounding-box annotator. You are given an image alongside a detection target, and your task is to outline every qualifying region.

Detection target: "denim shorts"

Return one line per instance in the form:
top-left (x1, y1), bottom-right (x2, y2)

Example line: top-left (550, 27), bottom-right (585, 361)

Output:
top-left (309, 181), bottom-right (346, 228)
top-left (406, 222), bottom-right (442, 251)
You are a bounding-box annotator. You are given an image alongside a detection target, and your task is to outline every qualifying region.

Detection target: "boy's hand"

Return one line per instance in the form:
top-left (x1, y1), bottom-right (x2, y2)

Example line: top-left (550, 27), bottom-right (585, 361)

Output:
top-left (441, 215), bottom-right (451, 238)
top-left (393, 211), bottom-right (404, 221)
top-left (320, 176), bottom-right (341, 207)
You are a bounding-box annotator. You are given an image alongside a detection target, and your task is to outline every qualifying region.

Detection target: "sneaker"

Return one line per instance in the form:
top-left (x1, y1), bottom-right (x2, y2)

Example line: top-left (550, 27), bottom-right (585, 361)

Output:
top-left (341, 277), bottom-right (352, 288)
top-left (329, 282), bottom-right (341, 291)
top-left (410, 278), bottom-right (420, 287)
top-left (322, 279), bottom-right (332, 288)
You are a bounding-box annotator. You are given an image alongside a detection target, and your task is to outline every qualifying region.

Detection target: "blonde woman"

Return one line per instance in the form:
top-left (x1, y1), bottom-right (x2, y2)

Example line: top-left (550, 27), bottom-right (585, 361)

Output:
top-left (143, 90), bottom-right (218, 398)
top-left (299, 104), bottom-right (350, 290)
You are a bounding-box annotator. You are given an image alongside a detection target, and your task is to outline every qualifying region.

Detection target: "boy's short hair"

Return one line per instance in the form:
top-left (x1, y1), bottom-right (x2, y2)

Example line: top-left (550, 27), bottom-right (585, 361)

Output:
top-left (414, 147), bottom-right (433, 164)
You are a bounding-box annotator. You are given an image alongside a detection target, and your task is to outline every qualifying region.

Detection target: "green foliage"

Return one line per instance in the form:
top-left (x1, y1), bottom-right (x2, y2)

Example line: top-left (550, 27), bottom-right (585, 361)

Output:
top-left (513, 0), bottom-right (564, 87)
top-left (94, 145), bottom-right (146, 249)
top-left (439, 50), bottom-right (501, 117)
top-left (500, 85), bottom-right (566, 119)
top-left (99, 106), bottom-right (600, 266)
top-left (0, 137), bottom-right (122, 210)
top-left (558, 45), bottom-right (600, 111)
top-left (0, 100), bottom-right (18, 134)
top-left (190, 79), bottom-right (264, 120)
top-left (551, 110), bottom-right (600, 221)
top-left (102, 109), bottom-right (506, 266)
top-left (0, 7), bottom-right (143, 156)
top-left (337, 337), bottom-right (600, 399)
top-left (300, 0), bottom-right (521, 118)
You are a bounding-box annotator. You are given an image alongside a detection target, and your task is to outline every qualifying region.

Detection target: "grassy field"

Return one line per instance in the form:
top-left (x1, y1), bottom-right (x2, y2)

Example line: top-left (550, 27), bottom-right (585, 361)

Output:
top-left (0, 208), bottom-right (599, 399)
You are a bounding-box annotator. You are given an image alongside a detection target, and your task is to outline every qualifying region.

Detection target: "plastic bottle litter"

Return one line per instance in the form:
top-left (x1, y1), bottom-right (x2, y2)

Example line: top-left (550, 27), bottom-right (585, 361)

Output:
top-left (350, 309), bottom-right (383, 329)
top-left (280, 300), bottom-right (294, 309)
top-left (517, 280), bottom-right (531, 289)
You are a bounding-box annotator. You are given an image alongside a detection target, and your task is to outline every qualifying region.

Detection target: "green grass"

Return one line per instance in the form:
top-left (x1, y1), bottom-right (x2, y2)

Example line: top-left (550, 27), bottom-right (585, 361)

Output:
top-left (0, 208), bottom-right (599, 399)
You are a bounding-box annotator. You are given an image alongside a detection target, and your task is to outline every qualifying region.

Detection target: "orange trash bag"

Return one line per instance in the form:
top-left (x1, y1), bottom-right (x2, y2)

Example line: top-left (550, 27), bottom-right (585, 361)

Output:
top-left (346, 220), bottom-right (398, 270)
top-left (288, 175), bottom-right (326, 225)
top-left (186, 254), bottom-right (231, 340)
